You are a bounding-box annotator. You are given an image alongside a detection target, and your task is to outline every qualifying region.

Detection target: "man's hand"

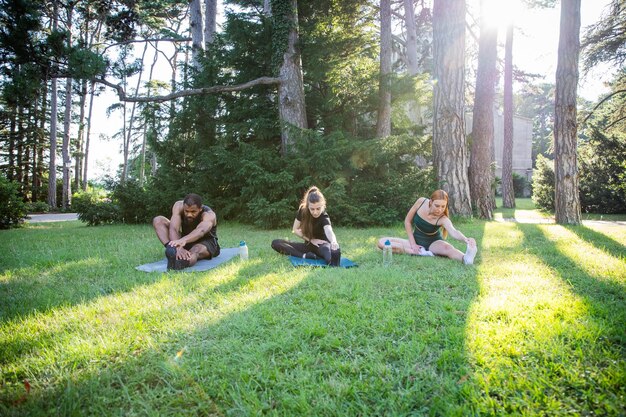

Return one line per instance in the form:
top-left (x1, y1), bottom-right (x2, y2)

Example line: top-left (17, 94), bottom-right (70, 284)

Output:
top-left (169, 238), bottom-right (187, 248)
top-left (176, 247), bottom-right (192, 260)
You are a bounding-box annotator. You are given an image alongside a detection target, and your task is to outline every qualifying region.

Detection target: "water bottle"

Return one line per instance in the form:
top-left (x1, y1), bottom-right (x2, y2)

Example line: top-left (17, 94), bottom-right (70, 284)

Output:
top-left (383, 239), bottom-right (392, 267)
top-left (239, 240), bottom-right (249, 260)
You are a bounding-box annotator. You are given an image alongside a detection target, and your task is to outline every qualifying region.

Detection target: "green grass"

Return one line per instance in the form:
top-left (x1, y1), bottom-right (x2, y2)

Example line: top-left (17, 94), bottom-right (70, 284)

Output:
top-left (1, 202), bottom-right (625, 416)
top-left (495, 198), bottom-right (626, 222)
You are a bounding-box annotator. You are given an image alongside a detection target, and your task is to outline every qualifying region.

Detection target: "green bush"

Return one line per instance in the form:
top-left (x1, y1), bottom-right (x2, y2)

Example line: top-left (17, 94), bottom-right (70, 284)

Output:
top-left (111, 181), bottom-right (153, 224)
top-left (26, 201), bottom-right (50, 213)
top-left (512, 173), bottom-right (528, 198)
top-left (169, 131), bottom-right (436, 229)
top-left (0, 176), bottom-right (27, 229)
top-left (579, 129), bottom-right (626, 213)
top-left (531, 155), bottom-right (555, 211)
top-left (74, 189), bottom-right (121, 226)
top-left (77, 201), bottom-right (121, 226)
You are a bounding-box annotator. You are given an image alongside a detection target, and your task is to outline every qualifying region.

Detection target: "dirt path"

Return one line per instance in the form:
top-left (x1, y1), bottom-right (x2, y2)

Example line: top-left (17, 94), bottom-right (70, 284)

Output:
top-left (25, 213), bottom-right (79, 223)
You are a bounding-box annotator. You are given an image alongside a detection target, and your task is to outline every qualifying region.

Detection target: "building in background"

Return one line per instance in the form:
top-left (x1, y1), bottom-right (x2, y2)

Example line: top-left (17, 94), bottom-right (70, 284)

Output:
top-left (466, 109), bottom-right (533, 196)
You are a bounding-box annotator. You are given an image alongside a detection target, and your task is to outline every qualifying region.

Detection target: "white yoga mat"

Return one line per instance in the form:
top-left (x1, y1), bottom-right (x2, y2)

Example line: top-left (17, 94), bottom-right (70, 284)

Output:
top-left (136, 247), bottom-right (239, 273)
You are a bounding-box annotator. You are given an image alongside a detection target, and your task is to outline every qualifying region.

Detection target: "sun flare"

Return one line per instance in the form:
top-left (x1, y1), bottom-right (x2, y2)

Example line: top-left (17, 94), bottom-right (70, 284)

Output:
top-left (479, 0), bottom-right (523, 29)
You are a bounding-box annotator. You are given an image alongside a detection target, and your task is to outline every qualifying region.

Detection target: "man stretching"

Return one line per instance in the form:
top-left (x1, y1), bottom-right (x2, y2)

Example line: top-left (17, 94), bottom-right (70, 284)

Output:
top-left (153, 193), bottom-right (220, 270)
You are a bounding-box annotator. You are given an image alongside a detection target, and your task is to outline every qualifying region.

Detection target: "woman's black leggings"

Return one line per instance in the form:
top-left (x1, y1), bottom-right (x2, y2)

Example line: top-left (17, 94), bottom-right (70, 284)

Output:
top-left (271, 239), bottom-right (341, 266)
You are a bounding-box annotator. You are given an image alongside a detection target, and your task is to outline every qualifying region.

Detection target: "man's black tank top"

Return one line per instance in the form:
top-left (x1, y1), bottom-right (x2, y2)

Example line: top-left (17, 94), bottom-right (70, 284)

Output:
top-left (182, 205), bottom-right (217, 239)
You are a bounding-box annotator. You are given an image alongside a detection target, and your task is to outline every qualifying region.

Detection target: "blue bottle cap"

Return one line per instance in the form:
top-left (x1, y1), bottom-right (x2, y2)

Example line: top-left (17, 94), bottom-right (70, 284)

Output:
top-left (385, 240), bottom-right (391, 245)
top-left (239, 240), bottom-right (246, 246)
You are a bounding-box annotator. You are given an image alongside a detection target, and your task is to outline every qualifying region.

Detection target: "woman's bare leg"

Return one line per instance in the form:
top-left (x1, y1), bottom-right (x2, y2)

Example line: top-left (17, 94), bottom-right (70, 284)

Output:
top-left (377, 237), bottom-right (420, 254)
top-left (429, 240), bottom-right (464, 262)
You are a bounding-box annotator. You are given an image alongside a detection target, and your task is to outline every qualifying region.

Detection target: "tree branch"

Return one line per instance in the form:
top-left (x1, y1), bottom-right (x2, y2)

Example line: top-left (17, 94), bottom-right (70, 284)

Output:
top-left (100, 37), bottom-right (192, 54)
top-left (605, 115), bottom-right (626, 130)
top-left (94, 76), bottom-right (282, 103)
top-left (581, 89), bottom-right (626, 125)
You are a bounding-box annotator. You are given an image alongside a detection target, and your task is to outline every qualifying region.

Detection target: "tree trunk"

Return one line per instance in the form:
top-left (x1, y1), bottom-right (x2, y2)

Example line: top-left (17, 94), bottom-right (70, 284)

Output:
top-left (8, 108), bottom-right (15, 181)
top-left (62, 76), bottom-right (73, 210)
top-left (61, 4), bottom-right (74, 209)
top-left (502, 23), bottom-right (515, 208)
top-left (469, 0), bottom-right (497, 219)
top-left (33, 87), bottom-right (47, 201)
top-left (82, 81), bottom-right (95, 190)
top-left (74, 78), bottom-right (87, 190)
top-left (376, 0), bottom-right (392, 138)
top-left (276, 0), bottom-right (307, 154)
top-left (190, 0), bottom-right (204, 67)
top-left (47, 2), bottom-right (59, 208)
top-left (48, 76), bottom-right (58, 208)
top-left (204, 0), bottom-right (216, 46)
top-left (140, 45), bottom-right (160, 187)
top-left (170, 38), bottom-right (180, 122)
top-left (121, 42), bottom-right (149, 182)
top-left (403, 0), bottom-right (423, 125)
top-left (432, 0), bottom-right (472, 216)
top-left (16, 105), bottom-right (24, 190)
top-left (554, 0), bottom-right (581, 224)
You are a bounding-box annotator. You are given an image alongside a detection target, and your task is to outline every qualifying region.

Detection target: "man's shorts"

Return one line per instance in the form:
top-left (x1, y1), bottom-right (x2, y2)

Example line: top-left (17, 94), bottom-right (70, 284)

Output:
top-left (185, 236), bottom-right (220, 259)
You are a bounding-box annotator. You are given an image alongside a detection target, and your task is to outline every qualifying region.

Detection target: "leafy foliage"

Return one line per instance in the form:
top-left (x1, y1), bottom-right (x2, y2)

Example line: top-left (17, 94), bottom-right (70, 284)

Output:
top-left (111, 180), bottom-right (153, 223)
top-left (531, 154), bottom-right (554, 211)
top-left (578, 133), bottom-right (626, 214)
top-left (0, 175), bottom-right (27, 229)
top-left (512, 173), bottom-right (528, 198)
top-left (141, 2), bottom-right (434, 229)
top-left (581, 0), bottom-right (626, 72)
top-left (578, 71), bottom-right (626, 214)
top-left (73, 189), bottom-right (120, 226)
top-left (26, 201), bottom-right (50, 213)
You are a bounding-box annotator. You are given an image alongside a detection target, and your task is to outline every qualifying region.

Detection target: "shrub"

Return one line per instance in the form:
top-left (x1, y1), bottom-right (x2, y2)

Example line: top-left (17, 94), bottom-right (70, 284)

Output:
top-left (74, 189), bottom-right (121, 226)
top-left (111, 181), bottom-right (152, 224)
top-left (26, 201), bottom-right (50, 213)
top-left (77, 201), bottom-right (121, 226)
top-left (579, 129), bottom-right (626, 213)
top-left (531, 155), bottom-right (555, 211)
top-left (0, 176), bottom-right (27, 229)
top-left (512, 173), bottom-right (528, 198)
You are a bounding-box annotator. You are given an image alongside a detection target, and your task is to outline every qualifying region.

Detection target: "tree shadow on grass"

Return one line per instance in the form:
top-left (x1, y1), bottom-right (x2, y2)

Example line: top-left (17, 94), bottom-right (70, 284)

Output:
top-left (2, 224), bottom-right (486, 416)
top-left (0, 223), bottom-right (175, 323)
top-left (567, 225), bottom-right (626, 260)
top-left (520, 223), bottom-right (625, 346)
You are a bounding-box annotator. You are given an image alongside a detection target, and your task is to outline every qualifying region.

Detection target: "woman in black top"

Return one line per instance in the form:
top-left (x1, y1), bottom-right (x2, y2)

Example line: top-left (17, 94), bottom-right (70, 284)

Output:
top-left (271, 186), bottom-right (341, 266)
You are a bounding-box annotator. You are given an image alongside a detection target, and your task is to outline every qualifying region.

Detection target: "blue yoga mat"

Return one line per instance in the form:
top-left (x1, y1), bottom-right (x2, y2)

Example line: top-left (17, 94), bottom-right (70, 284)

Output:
top-left (289, 256), bottom-right (358, 268)
top-left (136, 247), bottom-right (239, 273)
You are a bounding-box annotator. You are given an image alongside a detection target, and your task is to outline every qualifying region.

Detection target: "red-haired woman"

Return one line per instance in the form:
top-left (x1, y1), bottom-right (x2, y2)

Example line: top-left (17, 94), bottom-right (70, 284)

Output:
top-left (271, 186), bottom-right (341, 266)
top-left (377, 189), bottom-right (478, 264)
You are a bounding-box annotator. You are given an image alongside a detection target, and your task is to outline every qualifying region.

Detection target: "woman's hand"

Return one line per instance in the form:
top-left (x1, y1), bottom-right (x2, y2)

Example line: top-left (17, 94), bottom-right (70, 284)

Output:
top-left (330, 241), bottom-right (339, 251)
top-left (409, 242), bottom-right (424, 255)
top-left (310, 238), bottom-right (326, 247)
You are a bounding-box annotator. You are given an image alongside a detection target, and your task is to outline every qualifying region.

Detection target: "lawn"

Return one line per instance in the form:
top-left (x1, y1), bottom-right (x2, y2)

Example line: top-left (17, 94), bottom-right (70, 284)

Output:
top-left (1, 200), bottom-right (625, 416)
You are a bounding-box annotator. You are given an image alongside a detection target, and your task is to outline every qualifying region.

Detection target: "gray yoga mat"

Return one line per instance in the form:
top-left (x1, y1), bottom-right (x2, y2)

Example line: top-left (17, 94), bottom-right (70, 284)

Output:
top-left (136, 247), bottom-right (239, 272)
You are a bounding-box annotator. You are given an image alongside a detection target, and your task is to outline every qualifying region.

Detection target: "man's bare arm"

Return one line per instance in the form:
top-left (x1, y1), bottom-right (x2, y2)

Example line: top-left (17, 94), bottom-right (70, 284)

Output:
top-left (170, 210), bottom-right (216, 248)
